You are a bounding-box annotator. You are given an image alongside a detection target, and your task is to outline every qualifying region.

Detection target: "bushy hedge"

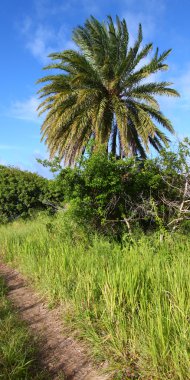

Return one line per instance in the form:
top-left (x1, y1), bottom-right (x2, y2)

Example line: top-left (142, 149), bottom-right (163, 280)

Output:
top-left (0, 166), bottom-right (49, 223)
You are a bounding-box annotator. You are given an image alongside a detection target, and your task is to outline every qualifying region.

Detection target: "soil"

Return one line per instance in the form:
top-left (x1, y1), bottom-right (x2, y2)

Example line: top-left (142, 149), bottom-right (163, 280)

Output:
top-left (0, 263), bottom-right (110, 380)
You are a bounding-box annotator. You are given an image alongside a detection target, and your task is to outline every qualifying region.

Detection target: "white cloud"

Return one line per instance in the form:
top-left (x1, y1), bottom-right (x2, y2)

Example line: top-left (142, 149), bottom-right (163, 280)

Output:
top-left (25, 25), bottom-right (55, 63)
top-left (18, 0), bottom-right (100, 64)
top-left (10, 96), bottom-right (41, 122)
top-left (20, 18), bottom-right (75, 64)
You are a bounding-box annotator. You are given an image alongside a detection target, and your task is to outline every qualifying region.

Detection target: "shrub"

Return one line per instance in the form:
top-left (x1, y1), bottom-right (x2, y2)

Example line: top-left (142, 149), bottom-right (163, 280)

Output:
top-left (0, 166), bottom-right (48, 222)
top-left (54, 139), bottom-right (190, 237)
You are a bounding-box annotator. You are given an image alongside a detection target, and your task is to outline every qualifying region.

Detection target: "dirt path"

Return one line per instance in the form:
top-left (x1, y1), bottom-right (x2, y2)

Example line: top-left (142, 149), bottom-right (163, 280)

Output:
top-left (0, 263), bottom-right (110, 380)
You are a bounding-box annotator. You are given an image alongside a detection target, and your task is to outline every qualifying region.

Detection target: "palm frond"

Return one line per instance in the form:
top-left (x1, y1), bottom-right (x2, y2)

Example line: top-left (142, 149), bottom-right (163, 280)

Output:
top-left (37, 15), bottom-right (179, 165)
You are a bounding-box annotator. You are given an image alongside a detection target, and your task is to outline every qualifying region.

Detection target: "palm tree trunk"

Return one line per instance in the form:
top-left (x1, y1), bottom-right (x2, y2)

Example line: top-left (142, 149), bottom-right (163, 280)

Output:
top-left (110, 123), bottom-right (117, 156)
top-left (117, 128), bottom-right (122, 159)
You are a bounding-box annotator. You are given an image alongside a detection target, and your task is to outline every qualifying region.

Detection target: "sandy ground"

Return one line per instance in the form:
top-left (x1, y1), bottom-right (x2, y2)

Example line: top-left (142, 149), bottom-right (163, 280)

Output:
top-left (0, 263), bottom-right (110, 380)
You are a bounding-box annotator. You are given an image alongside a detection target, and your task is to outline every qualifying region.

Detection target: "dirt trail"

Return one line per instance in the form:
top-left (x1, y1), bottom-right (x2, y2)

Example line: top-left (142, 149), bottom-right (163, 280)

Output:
top-left (0, 263), bottom-right (110, 380)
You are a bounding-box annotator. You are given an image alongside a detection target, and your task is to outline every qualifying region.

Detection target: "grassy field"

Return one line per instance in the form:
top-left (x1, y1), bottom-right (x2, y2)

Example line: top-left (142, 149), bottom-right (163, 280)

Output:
top-left (0, 212), bottom-right (190, 379)
top-left (0, 275), bottom-right (49, 380)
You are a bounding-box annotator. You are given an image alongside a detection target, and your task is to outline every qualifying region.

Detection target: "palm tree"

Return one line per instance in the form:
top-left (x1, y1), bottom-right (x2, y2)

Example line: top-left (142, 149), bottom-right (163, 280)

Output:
top-left (37, 16), bottom-right (179, 165)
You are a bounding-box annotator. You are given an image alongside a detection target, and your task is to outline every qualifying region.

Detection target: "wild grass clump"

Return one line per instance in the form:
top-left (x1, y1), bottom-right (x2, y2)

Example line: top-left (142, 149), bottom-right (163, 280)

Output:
top-left (0, 212), bottom-right (190, 379)
top-left (0, 276), bottom-right (49, 379)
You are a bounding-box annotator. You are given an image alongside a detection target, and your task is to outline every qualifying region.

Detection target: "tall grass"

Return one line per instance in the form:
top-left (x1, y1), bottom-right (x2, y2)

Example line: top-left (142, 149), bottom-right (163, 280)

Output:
top-left (0, 212), bottom-right (190, 379)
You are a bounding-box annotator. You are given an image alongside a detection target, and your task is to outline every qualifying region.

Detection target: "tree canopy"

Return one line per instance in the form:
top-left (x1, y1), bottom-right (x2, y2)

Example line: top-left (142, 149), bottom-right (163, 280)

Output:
top-left (38, 15), bottom-right (179, 165)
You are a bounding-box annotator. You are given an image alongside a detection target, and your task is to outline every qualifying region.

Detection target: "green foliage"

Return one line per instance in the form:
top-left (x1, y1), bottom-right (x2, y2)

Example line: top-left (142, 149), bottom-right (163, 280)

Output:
top-left (51, 139), bottom-right (189, 236)
top-left (0, 166), bottom-right (49, 222)
top-left (37, 15), bottom-right (179, 165)
top-left (1, 214), bottom-right (190, 379)
top-left (36, 157), bottom-right (62, 174)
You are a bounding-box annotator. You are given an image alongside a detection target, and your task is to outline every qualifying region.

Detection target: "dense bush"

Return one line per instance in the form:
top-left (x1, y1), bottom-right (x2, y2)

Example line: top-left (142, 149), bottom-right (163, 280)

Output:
top-left (0, 166), bottom-right (49, 222)
top-left (53, 139), bottom-right (190, 236)
top-left (58, 153), bottom-right (165, 236)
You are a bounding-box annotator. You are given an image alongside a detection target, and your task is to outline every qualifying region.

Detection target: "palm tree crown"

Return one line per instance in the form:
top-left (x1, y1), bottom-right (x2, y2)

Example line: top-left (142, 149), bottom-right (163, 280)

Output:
top-left (37, 16), bottom-right (179, 165)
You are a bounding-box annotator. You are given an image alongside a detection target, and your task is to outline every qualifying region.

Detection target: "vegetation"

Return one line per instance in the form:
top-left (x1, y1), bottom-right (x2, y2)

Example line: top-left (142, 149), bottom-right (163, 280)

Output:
top-left (0, 213), bottom-right (190, 379)
top-left (0, 166), bottom-right (49, 223)
top-left (1, 138), bottom-right (190, 236)
top-left (0, 276), bottom-right (49, 379)
top-left (39, 138), bottom-right (190, 236)
top-left (37, 16), bottom-right (179, 165)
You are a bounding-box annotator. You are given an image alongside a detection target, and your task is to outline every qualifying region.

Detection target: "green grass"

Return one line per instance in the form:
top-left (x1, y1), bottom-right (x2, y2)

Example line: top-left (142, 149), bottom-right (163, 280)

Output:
top-left (0, 212), bottom-right (190, 379)
top-left (0, 276), bottom-right (49, 380)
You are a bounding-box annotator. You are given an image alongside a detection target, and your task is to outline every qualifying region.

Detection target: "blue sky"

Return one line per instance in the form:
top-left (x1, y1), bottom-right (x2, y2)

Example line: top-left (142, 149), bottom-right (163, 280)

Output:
top-left (0, 0), bottom-right (190, 177)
